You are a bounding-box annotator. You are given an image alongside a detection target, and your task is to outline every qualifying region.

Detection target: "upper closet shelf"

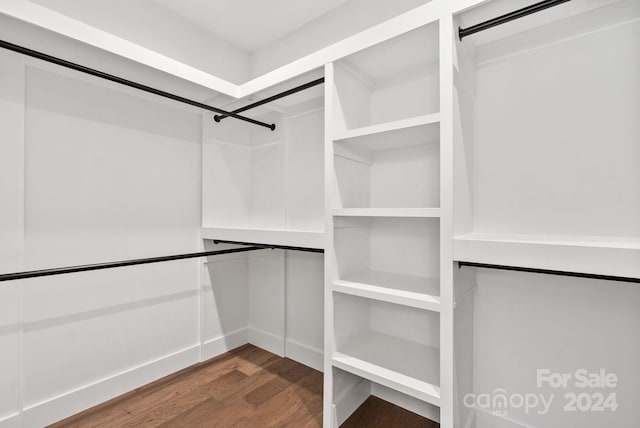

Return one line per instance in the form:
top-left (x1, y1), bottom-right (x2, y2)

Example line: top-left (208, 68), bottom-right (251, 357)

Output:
top-left (202, 227), bottom-right (324, 250)
top-left (454, 233), bottom-right (640, 279)
top-left (332, 113), bottom-right (440, 149)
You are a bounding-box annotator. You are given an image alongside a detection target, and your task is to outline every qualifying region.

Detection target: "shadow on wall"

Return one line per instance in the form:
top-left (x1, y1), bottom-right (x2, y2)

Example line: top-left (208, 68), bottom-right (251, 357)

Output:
top-left (202, 240), bottom-right (251, 350)
top-left (22, 289), bottom-right (198, 333)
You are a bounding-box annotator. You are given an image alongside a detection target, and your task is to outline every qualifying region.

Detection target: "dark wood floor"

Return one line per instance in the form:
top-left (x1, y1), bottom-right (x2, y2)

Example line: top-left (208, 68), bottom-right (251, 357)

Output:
top-left (342, 396), bottom-right (438, 428)
top-left (50, 344), bottom-right (437, 427)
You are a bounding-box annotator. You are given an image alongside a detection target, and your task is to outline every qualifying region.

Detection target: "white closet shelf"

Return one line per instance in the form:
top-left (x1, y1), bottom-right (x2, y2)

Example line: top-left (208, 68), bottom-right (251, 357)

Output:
top-left (201, 226), bottom-right (324, 249)
top-left (332, 114), bottom-right (440, 151)
top-left (333, 271), bottom-right (440, 305)
top-left (333, 208), bottom-right (440, 218)
top-left (338, 270), bottom-right (440, 295)
top-left (333, 281), bottom-right (440, 311)
top-left (332, 331), bottom-right (440, 406)
top-left (454, 232), bottom-right (640, 279)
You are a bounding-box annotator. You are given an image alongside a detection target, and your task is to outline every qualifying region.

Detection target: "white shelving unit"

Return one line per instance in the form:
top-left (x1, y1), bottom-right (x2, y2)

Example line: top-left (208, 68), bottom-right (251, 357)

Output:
top-left (324, 19), bottom-right (448, 427)
top-left (5, 1), bottom-right (637, 426)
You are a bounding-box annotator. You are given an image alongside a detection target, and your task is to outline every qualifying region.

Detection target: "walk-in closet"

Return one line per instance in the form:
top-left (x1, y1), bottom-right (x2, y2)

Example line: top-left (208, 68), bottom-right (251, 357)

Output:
top-left (0, 0), bottom-right (637, 427)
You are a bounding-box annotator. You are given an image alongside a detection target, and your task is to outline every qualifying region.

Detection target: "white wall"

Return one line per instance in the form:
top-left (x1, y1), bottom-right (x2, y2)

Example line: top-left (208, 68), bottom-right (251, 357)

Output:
top-left (473, 270), bottom-right (640, 427)
top-left (28, 0), bottom-right (251, 84)
top-left (0, 49), bottom-right (25, 428)
top-left (286, 251), bottom-right (324, 370)
top-left (472, 17), bottom-right (640, 238)
top-left (285, 108), bottom-right (325, 231)
top-left (0, 50), bottom-right (204, 427)
top-left (250, 0), bottom-right (433, 77)
top-left (201, 241), bottom-right (250, 358)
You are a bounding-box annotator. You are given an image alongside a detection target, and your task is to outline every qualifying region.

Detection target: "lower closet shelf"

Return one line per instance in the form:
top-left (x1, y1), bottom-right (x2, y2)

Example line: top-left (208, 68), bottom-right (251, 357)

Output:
top-left (334, 270), bottom-right (440, 311)
top-left (333, 278), bottom-right (440, 311)
top-left (332, 331), bottom-right (441, 406)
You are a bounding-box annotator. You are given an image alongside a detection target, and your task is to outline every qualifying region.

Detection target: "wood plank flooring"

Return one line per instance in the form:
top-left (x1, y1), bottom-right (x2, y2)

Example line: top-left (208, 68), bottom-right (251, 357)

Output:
top-left (49, 344), bottom-right (438, 427)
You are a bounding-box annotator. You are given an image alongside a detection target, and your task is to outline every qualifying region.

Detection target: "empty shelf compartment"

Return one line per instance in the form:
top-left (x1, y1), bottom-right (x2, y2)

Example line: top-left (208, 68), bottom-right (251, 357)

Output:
top-left (332, 23), bottom-right (440, 131)
top-left (333, 293), bottom-right (440, 405)
top-left (334, 217), bottom-right (440, 300)
top-left (333, 119), bottom-right (439, 210)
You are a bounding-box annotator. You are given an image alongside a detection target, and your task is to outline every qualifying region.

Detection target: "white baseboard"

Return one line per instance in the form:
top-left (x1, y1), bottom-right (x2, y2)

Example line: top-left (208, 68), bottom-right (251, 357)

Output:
top-left (208, 329), bottom-right (321, 373)
top-left (201, 328), bottom-right (248, 360)
top-left (333, 378), bottom-right (370, 427)
top-left (371, 383), bottom-right (440, 423)
top-left (24, 329), bottom-right (252, 428)
top-left (248, 327), bottom-right (284, 357)
top-left (22, 345), bottom-right (200, 428)
top-left (474, 408), bottom-right (528, 428)
top-left (16, 329), bottom-right (315, 428)
top-left (285, 339), bottom-right (323, 372)
top-left (0, 412), bottom-right (21, 428)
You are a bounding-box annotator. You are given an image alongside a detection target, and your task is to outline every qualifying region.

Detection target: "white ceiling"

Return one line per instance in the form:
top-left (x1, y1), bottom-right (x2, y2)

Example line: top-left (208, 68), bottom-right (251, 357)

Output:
top-left (151, 0), bottom-right (349, 52)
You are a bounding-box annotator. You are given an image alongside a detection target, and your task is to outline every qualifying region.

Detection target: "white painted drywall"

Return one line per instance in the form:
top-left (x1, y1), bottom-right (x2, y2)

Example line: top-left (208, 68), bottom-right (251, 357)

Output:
top-left (250, 0), bottom-right (434, 77)
top-left (473, 270), bottom-right (640, 427)
top-left (285, 108), bottom-right (325, 231)
top-left (0, 52), bottom-right (204, 426)
top-left (0, 49), bottom-right (25, 426)
top-left (472, 19), bottom-right (640, 238)
top-left (201, 245), bottom-right (250, 352)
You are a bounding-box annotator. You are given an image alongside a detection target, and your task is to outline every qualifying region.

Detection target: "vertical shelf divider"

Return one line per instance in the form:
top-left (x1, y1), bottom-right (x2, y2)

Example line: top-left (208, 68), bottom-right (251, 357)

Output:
top-left (439, 12), bottom-right (454, 428)
top-left (323, 62), bottom-right (338, 428)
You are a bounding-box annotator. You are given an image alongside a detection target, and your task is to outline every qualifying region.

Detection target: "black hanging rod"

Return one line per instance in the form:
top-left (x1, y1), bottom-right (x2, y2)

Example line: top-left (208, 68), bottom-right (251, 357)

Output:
top-left (458, 261), bottom-right (640, 284)
top-left (458, 0), bottom-right (571, 40)
top-left (214, 77), bottom-right (325, 122)
top-left (213, 239), bottom-right (324, 254)
top-left (0, 39), bottom-right (275, 130)
top-left (0, 247), bottom-right (264, 283)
